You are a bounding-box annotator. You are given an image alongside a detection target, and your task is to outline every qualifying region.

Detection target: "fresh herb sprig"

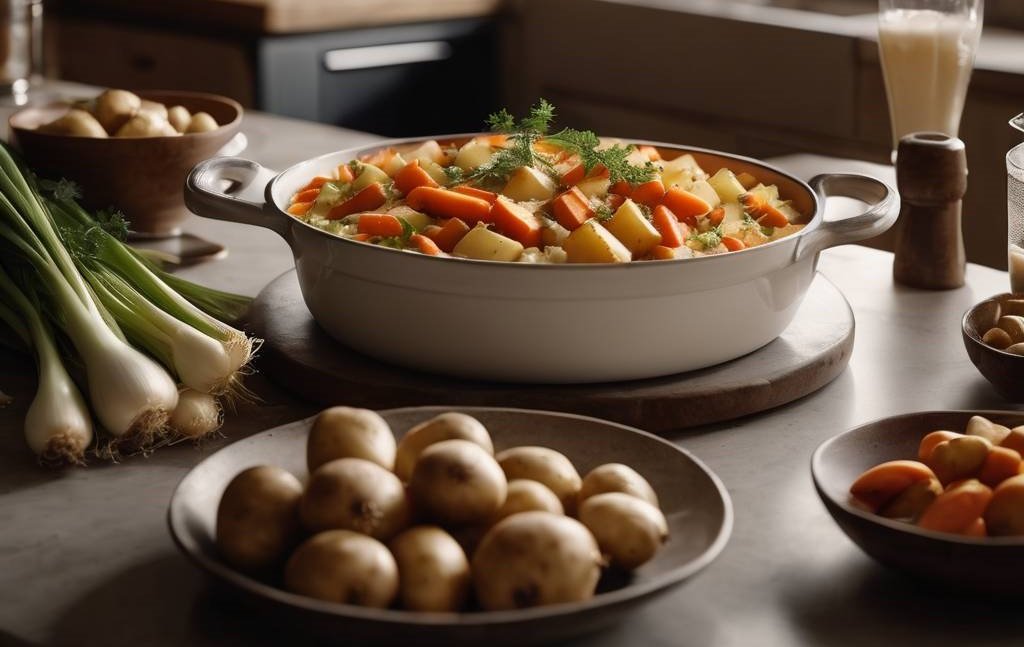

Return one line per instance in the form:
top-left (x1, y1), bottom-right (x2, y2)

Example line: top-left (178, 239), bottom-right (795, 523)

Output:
top-left (543, 128), bottom-right (657, 185)
top-left (469, 100), bottom-right (557, 184)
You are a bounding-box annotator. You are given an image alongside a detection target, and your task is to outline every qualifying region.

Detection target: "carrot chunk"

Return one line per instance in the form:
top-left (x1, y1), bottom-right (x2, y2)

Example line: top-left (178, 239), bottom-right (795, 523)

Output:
top-left (394, 159), bottom-right (439, 195)
top-left (661, 187), bottom-right (711, 224)
top-left (410, 233), bottom-right (443, 256)
top-left (740, 192), bottom-right (790, 228)
top-left (918, 479), bottom-right (993, 534)
top-left (650, 245), bottom-right (676, 260)
top-left (610, 181), bottom-right (633, 197)
top-left (325, 183), bottom-right (388, 220)
top-left (428, 217), bottom-right (471, 252)
top-left (652, 205), bottom-right (683, 248)
top-left (292, 188), bottom-right (321, 204)
top-left (707, 207), bottom-right (726, 227)
top-left (850, 460), bottom-right (938, 512)
top-left (287, 201), bottom-right (314, 216)
top-left (337, 164), bottom-right (355, 183)
top-left (490, 198), bottom-right (543, 248)
top-left (298, 176), bottom-right (332, 193)
top-left (631, 179), bottom-right (665, 207)
top-left (357, 214), bottom-right (404, 237)
top-left (406, 186), bottom-right (491, 223)
top-left (561, 163), bottom-right (608, 187)
top-left (722, 236), bottom-right (745, 252)
top-left (551, 187), bottom-right (594, 231)
top-left (452, 185), bottom-right (498, 204)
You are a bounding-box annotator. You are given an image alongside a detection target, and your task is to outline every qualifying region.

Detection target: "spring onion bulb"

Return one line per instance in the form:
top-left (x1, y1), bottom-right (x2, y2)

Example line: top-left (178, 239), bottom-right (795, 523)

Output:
top-left (0, 270), bottom-right (92, 464)
top-left (169, 388), bottom-right (223, 439)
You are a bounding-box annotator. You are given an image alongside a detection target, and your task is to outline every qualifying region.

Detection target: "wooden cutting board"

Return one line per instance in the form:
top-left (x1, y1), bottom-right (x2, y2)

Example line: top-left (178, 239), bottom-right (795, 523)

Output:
top-left (247, 270), bottom-right (854, 432)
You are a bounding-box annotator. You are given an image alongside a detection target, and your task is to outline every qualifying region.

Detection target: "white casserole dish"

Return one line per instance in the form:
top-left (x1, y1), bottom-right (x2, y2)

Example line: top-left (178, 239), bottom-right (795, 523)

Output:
top-left (185, 136), bottom-right (897, 383)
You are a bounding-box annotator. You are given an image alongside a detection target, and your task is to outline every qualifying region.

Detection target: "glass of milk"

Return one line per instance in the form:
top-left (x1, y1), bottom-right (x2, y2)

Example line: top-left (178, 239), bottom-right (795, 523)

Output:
top-left (878, 0), bottom-right (983, 156)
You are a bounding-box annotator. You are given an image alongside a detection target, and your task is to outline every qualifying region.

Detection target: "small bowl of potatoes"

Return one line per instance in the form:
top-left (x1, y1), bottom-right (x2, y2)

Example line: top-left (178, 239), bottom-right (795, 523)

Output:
top-left (962, 293), bottom-right (1024, 401)
top-left (9, 88), bottom-right (242, 236)
top-left (168, 406), bottom-right (732, 646)
top-left (812, 410), bottom-right (1024, 594)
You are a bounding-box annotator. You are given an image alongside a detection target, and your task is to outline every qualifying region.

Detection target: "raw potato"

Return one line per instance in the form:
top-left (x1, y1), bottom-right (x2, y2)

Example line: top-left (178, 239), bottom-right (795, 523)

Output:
top-left (185, 111), bottom-right (219, 133)
top-left (284, 530), bottom-right (398, 607)
top-left (496, 446), bottom-right (582, 512)
top-left (984, 474), bottom-right (1024, 536)
top-left (215, 465), bottom-right (302, 572)
top-left (388, 526), bottom-right (470, 612)
top-left (300, 457), bottom-right (410, 540)
top-left (93, 89), bottom-right (142, 134)
top-left (578, 492), bottom-right (669, 570)
top-left (492, 479), bottom-right (564, 523)
top-left (167, 105), bottom-right (191, 133)
top-left (138, 99), bottom-right (168, 120)
top-left (115, 111), bottom-right (177, 138)
top-left (38, 109), bottom-right (108, 138)
top-left (878, 477), bottom-right (942, 521)
top-left (965, 415), bottom-right (1011, 445)
top-left (579, 463), bottom-right (659, 508)
top-left (307, 406), bottom-right (395, 471)
top-left (927, 435), bottom-right (991, 485)
top-left (410, 439), bottom-right (507, 526)
top-left (472, 511), bottom-right (602, 610)
top-left (395, 412), bottom-right (493, 481)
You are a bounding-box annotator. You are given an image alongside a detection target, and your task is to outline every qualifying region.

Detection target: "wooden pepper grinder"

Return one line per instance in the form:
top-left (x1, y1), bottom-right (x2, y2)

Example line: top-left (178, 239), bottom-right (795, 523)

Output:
top-left (892, 132), bottom-right (967, 289)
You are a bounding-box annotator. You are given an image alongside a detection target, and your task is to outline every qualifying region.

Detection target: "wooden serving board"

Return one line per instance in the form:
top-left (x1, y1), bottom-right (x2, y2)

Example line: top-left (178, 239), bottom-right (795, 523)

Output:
top-left (247, 270), bottom-right (854, 432)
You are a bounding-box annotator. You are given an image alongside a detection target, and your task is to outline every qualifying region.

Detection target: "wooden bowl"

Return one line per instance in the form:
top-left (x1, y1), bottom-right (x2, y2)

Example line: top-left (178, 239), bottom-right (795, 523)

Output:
top-left (9, 90), bottom-right (242, 235)
top-left (812, 410), bottom-right (1024, 593)
top-left (168, 406), bottom-right (733, 645)
top-left (962, 293), bottom-right (1024, 401)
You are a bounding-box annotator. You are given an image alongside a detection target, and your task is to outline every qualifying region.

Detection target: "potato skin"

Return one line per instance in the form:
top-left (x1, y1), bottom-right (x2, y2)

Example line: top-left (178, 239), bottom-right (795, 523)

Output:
top-left (389, 526), bottom-right (470, 612)
top-left (284, 530), bottom-right (398, 607)
top-left (185, 111), bottom-right (219, 133)
top-left (472, 511), bottom-right (602, 610)
top-left (492, 479), bottom-right (563, 523)
top-left (38, 109), bottom-right (108, 138)
top-left (215, 465), bottom-right (303, 573)
top-left (115, 111), bottom-right (177, 138)
top-left (410, 439), bottom-right (506, 526)
top-left (495, 446), bottom-right (582, 512)
top-left (138, 99), bottom-right (168, 120)
top-left (167, 105), bottom-right (191, 133)
top-left (984, 474), bottom-right (1024, 536)
top-left (396, 412), bottom-right (493, 481)
top-left (300, 458), bottom-right (410, 540)
top-left (93, 89), bottom-right (141, 134)
top-left (307, 406), bottom-right (396, 472)
top-left (579, 463), bottom-right (659, 508)
top-left (577, 492), bottom-right (668, 570)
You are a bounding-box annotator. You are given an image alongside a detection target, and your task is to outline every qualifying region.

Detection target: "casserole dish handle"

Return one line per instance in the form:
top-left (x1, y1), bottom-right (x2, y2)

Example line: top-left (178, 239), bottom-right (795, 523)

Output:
top-left (184, 157), bottom-right (288, 240)
top-left (795, 173), bottom-right (899, 262)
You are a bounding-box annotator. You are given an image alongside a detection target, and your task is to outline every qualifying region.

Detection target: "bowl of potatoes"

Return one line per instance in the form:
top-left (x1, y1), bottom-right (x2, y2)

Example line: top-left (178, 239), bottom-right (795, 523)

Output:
top-left (9, 88), bottom-right (242, 235)
top-left (168, 406), bottom-right (732, 645)
top-left (813, 410), bottom-right (1024, 593)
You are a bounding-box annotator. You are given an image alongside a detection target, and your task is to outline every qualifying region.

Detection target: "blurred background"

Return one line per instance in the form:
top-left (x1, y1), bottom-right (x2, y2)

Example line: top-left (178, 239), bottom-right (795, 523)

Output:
top-left (26, 0), bottom-right (1024, 267)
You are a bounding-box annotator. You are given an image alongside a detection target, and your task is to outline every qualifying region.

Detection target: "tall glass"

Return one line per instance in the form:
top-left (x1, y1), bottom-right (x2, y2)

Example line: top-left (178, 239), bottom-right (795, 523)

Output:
top-left (878, 0), bottom-right (983, 155)
top-left (1008, 137), bottom-right (1024, 292)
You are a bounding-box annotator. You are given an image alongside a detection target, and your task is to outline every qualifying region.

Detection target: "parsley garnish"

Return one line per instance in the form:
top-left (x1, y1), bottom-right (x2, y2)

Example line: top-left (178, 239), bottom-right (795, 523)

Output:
top-left (543, 129), bottom-right (657, 185)
top-left (688, 226), bottom-right (723, 249)
top-left (594, 204), bottom-right (614, 221)
top-left (470, 100), bottom-right (557, 184)
top-left (443, 165), bottom-right (465, 184)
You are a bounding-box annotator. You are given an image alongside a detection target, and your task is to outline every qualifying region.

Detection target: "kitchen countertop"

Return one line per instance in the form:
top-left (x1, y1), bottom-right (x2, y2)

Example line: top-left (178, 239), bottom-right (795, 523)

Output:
top-left (1, 84), bottom-right (1022, 647)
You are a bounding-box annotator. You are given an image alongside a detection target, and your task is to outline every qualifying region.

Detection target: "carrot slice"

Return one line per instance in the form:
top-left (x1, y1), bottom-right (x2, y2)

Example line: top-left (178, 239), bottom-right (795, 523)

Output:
top-left (292, 188), bottom-right (321, 204)
top-left (979, 446), bottom-right (1022, 488)
top-left (652, 205), bottom-right (683, 248)
top-left (298, 176), bottom-right (332, 193)
top-left (561, 163), bottom-right (608, 187)
top-left (394, 159), bottom-right (439, 195)
top-left (357, 213), bottom-right (404, 237)
top-left (918, 480), bottom-right (993, 534)
top-left (850, 460), bottom-right (937, 512)
top-left (490, 198), bottom-right (543, 248)
top-left (610, 181), bottom-right (633, 197)
top-left (551, 187), bottom-right (594, 231)
top-left (287, 201), bottom-right (313, 216)
top-left (422, 224), bottom-right (443, 239)
top-left (429, 217), bottom-right (471, 252)
top-left (410, 233), bottom-right (443, 256)
top-left (325, 183), bottom-right (388, 220)
top-left (722, 236), bottom-right (745, 252)
top-left (607, 194), bottom-right (626, 210)
top-left (351, 233), bottom-right (371, 242)
top-left (740, 192), bottom-right (790, 228)
top-left (406, 186), bottom-right (491, 223)
top-left (452, 185), bottom-right (498, 204)
top-left (707, 207), bottom-right (726, 227)
top-left (661, 187), bottom-right (711, 225)
top-left (337, 164), bottom-right (355, 183)
top-left (631, 179), bottom-right (665, 207)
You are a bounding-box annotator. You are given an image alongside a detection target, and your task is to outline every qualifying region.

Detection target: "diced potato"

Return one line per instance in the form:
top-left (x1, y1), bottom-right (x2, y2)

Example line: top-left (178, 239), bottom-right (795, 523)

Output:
top-left (419, 159), bottom-right (449, 185)
top-left (660, 153), bottom-right (705, 189)
top-left (721, 202), bottom-right (744, 225)
top-left (452, 224), bottom-right (524, 262)
top-left (708, 169), bottom-right (746, 204)
top-left (541, 219), bottom-right (571, 247)
top-left (544, 246), bottom-right (568, 263)
top-left (604, 199), bottom-right (662, 256)
top-left (686, 180), bottom-right (721, 210)
top-left (381, 153), bottom-right (407, 178)
top-left (407, 139), bottom-right (446, 165)
top-left (736, 172), bottom-right (759, 190)
top-left (574, 175), bottom-right (610, 199)
top-left (352, 164), bottom-right (390, 192)
top-left (387, 205), bottom-right (431, 231)
top-left (563, 219), bottom-right (632, 263)
top-left (660, 170), bottom-right (694, 191)
top-left (503, 166), bottom-right (557, 202)
top-left (776, 202), bottom-right (802, 222)
top-left (308, 182), bottom-right (347, 218)
top-left (454, 140), bottom-right (494, 171)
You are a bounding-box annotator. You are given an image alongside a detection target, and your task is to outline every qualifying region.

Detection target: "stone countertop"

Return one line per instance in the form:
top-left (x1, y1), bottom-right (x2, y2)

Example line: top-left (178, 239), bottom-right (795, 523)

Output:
top-left (1, 83), bottom-right (1022, 647)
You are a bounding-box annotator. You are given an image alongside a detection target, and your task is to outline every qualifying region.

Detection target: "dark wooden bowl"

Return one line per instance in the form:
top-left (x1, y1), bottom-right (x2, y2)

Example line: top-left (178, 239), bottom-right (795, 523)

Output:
top-left (962, 293), bottom-right (1024, 401)
top-left (8, 90), bottom-right (242, 235)
top-left (168, 406), bottom-right (733, 645)
top-left (812, 410), bottom-right (1024, 593)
